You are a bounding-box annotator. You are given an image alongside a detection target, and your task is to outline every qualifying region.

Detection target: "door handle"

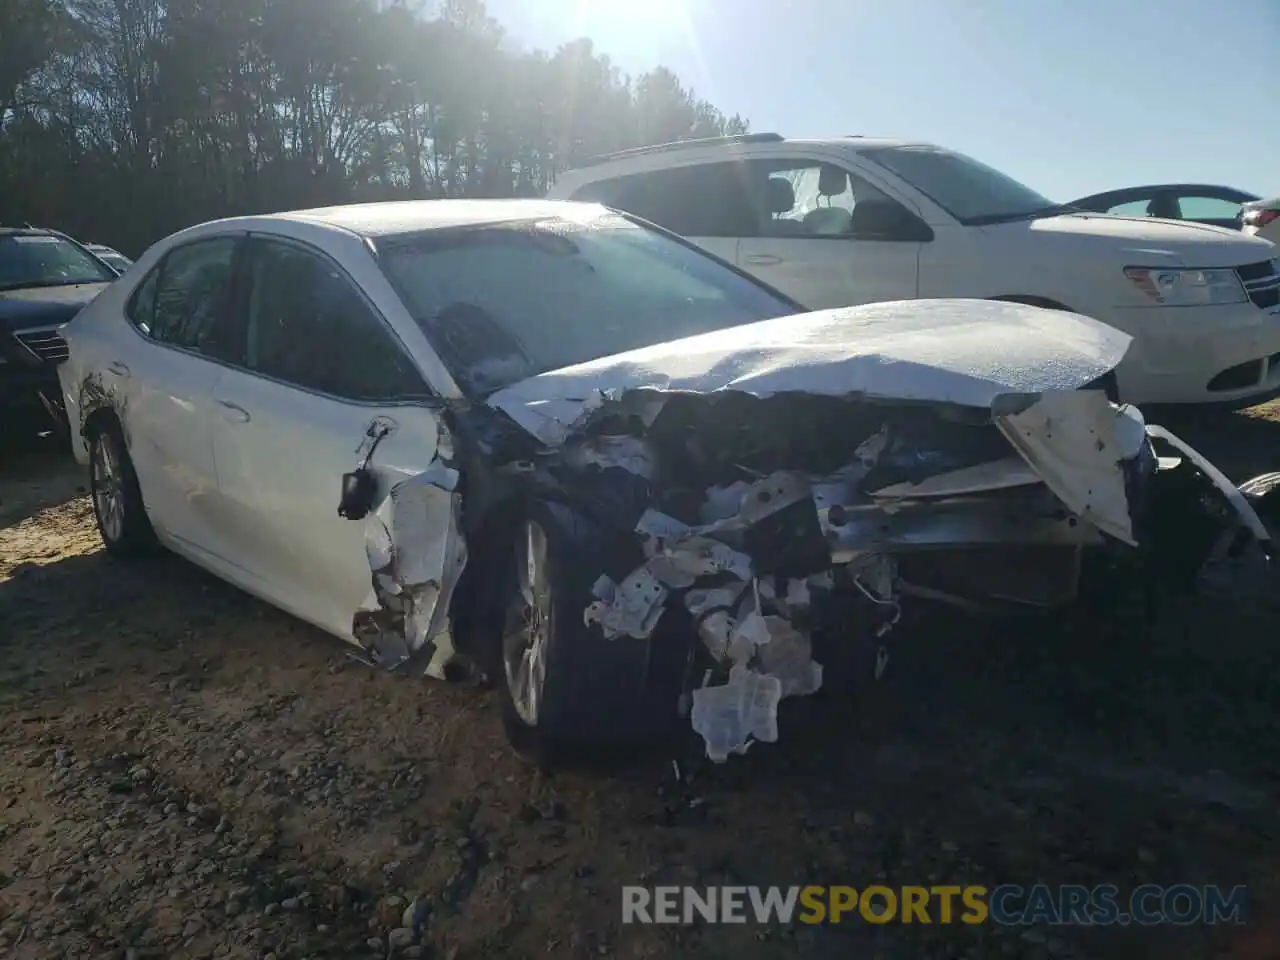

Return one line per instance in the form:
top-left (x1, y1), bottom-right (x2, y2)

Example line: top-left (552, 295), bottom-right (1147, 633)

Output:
top-left (107, 360), bottom-right (130, 377)
top-left (215, 399), bottom-right (251, 423)
top-left (745, 254), bottom-right (783, 266)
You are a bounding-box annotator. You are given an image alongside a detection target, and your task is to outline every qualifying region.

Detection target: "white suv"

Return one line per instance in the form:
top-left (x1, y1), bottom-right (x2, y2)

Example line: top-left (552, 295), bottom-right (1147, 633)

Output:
top-left (547, 133), bottom-right (1280, 406)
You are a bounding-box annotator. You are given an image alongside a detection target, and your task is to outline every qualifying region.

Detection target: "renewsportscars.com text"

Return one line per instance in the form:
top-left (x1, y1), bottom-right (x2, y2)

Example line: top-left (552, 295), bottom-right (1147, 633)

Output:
top-left (622, 884), bottom-right (1249, 926)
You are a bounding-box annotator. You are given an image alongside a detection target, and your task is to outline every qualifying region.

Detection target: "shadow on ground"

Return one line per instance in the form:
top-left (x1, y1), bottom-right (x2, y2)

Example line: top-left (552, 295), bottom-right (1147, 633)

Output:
top-left (1, 406), bottom-right (1278, 959)
top-left (0, 429), bottom-right (83, 530)
top-left (1, 525), bottom-right (1276, 958)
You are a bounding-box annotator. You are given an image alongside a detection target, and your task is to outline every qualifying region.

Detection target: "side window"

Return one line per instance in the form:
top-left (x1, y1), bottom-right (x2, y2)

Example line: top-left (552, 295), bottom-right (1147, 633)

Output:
top-left (243, 238), bottom-right (427, 401)
top-left (1178, 196), bottom-right (1244, 222)
top-left (125, 264), bottom-right (161, 334)
top-left (135, 237), bottom-right (241, 361)
top-left (572, 164), bottom-right (756, 237)
top-left (744, 160), bottom-right (923, 241)
top-left (1106, 199), bottom-right (1151, 216)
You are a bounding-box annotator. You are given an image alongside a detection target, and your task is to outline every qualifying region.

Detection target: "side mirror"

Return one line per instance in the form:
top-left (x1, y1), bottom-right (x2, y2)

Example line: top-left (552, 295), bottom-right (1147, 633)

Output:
top-left (338, 467), bottom-right (378, 520)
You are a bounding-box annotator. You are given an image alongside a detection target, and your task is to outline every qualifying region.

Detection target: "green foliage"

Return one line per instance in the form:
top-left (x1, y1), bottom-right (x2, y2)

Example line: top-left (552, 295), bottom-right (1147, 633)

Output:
top-left (0, 0), bottom-right (748, 256)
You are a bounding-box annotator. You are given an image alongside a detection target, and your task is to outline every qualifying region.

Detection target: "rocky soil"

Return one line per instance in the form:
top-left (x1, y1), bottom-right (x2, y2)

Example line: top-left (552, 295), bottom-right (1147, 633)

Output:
top-left (1, 405), bottom-right (1278, 960)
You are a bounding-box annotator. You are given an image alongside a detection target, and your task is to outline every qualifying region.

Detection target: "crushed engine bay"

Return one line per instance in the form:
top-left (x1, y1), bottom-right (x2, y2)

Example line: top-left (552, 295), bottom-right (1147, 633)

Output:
top-left (502, 386), bottom-right (1272, 762)
top-left (340, 301), bottom-right (1276, 763)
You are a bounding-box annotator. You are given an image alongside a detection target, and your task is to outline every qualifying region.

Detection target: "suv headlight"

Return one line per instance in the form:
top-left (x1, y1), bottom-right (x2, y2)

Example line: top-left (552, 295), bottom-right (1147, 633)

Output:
top-left (1124, 266), bottom-right (1247, 306)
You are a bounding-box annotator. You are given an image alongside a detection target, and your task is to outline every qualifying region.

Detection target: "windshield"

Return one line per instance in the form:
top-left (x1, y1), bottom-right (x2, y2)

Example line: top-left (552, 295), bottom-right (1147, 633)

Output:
top-left (860, 145), bottom-right (1059, 226)
top-left (376, 211), bottom-right (799, 396)
top-left (0, 232), bottom-right (116, 291)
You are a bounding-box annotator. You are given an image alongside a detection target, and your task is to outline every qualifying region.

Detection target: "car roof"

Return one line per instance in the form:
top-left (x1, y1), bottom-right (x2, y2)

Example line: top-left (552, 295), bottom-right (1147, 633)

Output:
top-left (575, 133), bottom-right (921, 167)
top-left (259, 199), bottom-right (607, 238)
top-left (545, 134), bottom-right (930, 194)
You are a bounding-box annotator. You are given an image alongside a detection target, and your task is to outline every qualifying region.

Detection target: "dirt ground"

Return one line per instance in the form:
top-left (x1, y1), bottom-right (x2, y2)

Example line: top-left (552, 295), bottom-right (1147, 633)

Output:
top-left (1, 404), bottom-right (1278, 960)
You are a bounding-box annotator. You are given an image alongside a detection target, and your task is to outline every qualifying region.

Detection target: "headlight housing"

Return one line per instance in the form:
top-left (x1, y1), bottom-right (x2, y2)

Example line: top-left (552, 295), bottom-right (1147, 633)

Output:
top-left (1123, 266), bottom-right (1247, 306)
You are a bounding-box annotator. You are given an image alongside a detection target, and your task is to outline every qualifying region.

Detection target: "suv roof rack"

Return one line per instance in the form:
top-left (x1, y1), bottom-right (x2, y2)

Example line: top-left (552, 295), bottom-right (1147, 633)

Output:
top-left (579, 132), bottom-right (783, 167)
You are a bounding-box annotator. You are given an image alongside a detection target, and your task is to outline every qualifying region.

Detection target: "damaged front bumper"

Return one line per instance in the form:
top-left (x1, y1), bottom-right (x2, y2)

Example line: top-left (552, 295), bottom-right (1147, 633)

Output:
top-left (504, 385), bottom-right (1271, 762)
top-left (342, 383), bottom-right (1274, 766)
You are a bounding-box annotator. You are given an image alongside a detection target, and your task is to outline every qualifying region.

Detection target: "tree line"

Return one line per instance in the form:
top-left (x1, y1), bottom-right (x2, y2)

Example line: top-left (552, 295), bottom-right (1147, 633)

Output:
top-left (0, 0), bottom-right (748, 256)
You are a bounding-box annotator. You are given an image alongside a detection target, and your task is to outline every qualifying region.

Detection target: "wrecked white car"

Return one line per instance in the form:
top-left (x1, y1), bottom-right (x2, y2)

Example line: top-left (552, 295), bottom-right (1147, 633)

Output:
top-left (56, 200), bottom-right (1276, 767)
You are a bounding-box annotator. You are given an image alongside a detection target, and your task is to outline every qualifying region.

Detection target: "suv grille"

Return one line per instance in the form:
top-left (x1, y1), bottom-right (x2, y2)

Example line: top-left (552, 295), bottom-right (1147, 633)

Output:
top-left (15, 328), bottom-right (70, 364)
top-left (1237, 260), bottom-right (1280, 310)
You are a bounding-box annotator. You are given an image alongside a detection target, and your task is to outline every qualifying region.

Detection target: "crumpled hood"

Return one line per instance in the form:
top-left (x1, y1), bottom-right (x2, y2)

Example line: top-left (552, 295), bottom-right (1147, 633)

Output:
top-left (1010, 213), bottom-right (1274, 268)
top-left (487, 298), bottom-right (1132, 440)
top-left (0, 283), bottom-right (109, 332)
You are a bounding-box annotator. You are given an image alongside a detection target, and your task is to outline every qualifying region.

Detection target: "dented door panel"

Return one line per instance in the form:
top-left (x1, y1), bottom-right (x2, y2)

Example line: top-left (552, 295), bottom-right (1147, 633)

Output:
top-left (115, 344), bottom-right (232, 558)
top-left (208, 365), bottom-right (444, 642)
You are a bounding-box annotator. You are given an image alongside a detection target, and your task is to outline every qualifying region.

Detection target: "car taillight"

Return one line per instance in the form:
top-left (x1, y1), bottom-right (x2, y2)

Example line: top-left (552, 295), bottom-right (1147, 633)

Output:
top-left (1243, 208), bottom-right (1280, 228)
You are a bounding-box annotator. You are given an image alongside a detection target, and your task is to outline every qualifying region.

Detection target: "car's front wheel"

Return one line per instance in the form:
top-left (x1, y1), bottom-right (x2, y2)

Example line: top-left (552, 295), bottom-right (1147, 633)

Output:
top-left (88, 419), bottom-right (157, 557)
top-left (494, 503), bottom-right (686, 769)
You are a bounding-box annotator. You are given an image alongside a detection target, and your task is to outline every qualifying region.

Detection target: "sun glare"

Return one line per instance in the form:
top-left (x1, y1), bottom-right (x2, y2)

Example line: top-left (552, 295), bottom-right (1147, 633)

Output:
top-left (571, 0), bottom-right (693, 42)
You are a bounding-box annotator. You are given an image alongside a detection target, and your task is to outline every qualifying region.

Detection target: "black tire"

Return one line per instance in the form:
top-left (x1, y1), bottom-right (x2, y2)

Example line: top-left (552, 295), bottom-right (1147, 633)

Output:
top-left (492, 501), bottom-right (687, 769)
top-left (87, 418), bottom-right (158, 557)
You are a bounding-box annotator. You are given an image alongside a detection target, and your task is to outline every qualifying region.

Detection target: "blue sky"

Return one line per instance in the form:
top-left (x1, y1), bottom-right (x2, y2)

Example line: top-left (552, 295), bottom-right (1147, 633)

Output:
top-left (486, 0), bottom-right (1279, 202)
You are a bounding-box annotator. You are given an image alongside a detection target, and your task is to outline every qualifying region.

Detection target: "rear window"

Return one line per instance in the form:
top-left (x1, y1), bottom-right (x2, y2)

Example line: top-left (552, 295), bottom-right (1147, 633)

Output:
top-left (375, 211), bottom-right (796, 395)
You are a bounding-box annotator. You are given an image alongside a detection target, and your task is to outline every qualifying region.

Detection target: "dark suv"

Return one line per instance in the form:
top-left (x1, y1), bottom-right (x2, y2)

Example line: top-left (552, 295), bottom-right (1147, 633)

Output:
top-left (1, 227), bottom-right (116, 429)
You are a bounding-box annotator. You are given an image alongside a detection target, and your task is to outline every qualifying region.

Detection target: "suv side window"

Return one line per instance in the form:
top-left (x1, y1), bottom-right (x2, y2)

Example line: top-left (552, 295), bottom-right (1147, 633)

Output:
top-left (1177, 195), bottom-right (1244, 222)
top-left (243, 237), bottom-right (427, 402)
top-left (1106, 199), bottom-right (1150, 216)
top-left (571, 163), bottom-right (757, 237)
top-left (128, 236), bottom-right (242, 362)
top-left (745, 160), bottom-right (924, 240)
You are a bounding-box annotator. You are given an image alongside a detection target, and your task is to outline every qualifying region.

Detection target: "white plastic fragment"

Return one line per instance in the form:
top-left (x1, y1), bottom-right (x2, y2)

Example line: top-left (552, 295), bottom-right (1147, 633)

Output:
top-left (635, 509), bottom-right (694, 540)
top-left (387, 465), bottom-right (461, 586)
top-left (501, 389), bottom-right (609, 445)
top-left (356, 460), bottom-right (469, 672)
top-left (699, 481), bottom-right (754, 525)
top-left (365, 517), bottom-right (394, 572)
top-left (784, 578), bottom-right (812, 607)
top-left (755, 619), bottom-right (824, 698)
top-left (854, 426), bottom-right (890, 467)
top-left (583, 567), bottom-right (669, 638)
top-left (564, 434), bottom-right (658, 478)
top-left (635, 509), bottom-right (754, 586)
top-left (869, 456), bottom-right (1039, 499)
top-left (663, 537), bottom-right (752, 581)
top-left (716, 471), bottom-right (812, 530)
top-left (728, 610), bottom-right (773, 660)
top-left (684, 582), bottom-right (749, 618)
top-left (695, 610), bottom-right (735, 660)
top-left (690, 665), bottom-right (783, 763)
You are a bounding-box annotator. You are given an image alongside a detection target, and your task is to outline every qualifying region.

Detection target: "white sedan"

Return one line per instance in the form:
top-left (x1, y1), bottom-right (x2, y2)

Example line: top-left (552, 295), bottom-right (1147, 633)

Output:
top-left (56, 200), bottom-right (1276, 767)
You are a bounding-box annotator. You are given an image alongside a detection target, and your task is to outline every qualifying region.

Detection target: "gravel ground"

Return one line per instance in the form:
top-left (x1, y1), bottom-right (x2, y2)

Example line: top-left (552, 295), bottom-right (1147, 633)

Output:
top-left (1, 405), bottom-right (1278, 960)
